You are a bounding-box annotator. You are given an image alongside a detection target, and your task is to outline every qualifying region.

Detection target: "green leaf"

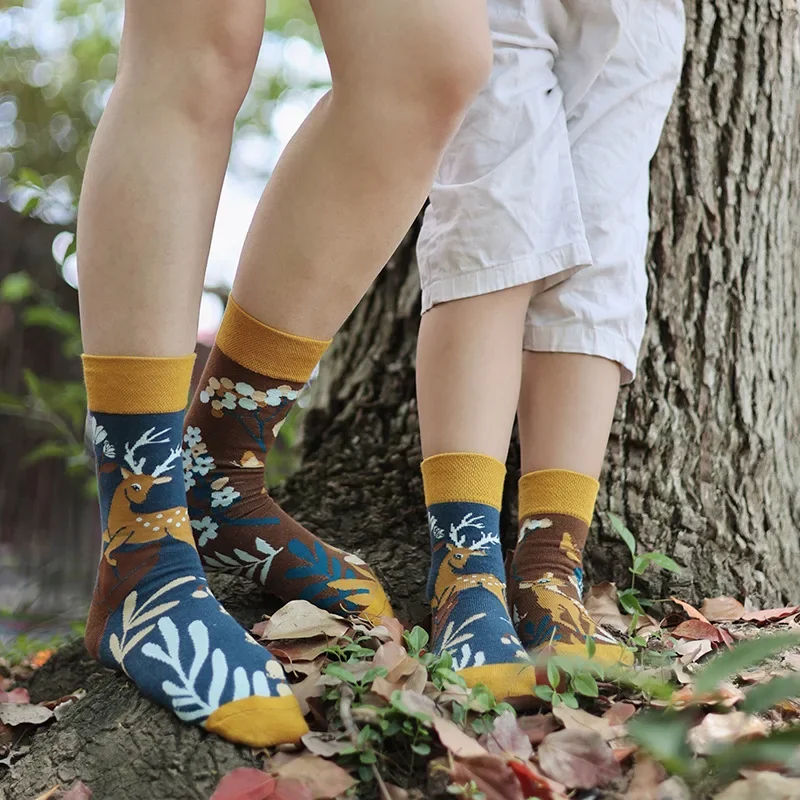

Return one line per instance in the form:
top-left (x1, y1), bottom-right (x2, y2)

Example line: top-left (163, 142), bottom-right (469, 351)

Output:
top-left (358, 765), bottom-right (373, 782)
top-left (572, 673), bottom-right (599, 698)
top-left (711, 726), bottom-right (800, 779)
top-left (585, 636), bottom-right (596, 659)
top-left (411, 741), bottom-right (431, 756)
top-left (0, 391), bottom-right (26, 411)
top-left (22, 369), bottom-right (43, 400)
top-left (405, 626), bottom-right (429, 654)
top-left (63, 234), bottom-right (77, 261)
top-left (618, 588), bottom-right (646, 616)
top-left (471, 716), bottom-right (493, 735)
top-left (608, 512), bottom-right (636, 556)
top-left (740, 674), bottom-right (800, 714)
top-left (643, 551), bottom-right (682, 574)
top-left (694, 633), bottom-right (800, 695)
top-left (631, 555), bottom-right (649, 576)
top-left (534, 685), bottom-right (554, 702)
top-left (547, 661), bottom-right (561, 690)
top-left (493, 702), bottom-right (515, 717)
top-left (627, 711), bottom-right (693, 775)
top-left (323, 663), bottom-right (361, 685)
top-left (18, 167), bottom-right (44, 188)
top-left (0, 272), bottom-right (35, 303)
top-left (560, 692), bottom-right (579, 709)
top-left (359, 751), bottom-right (377, 764)
top-left (22, 305), bottom-right (81, 338)
top-left (22, 441), bottom-right (75, 467)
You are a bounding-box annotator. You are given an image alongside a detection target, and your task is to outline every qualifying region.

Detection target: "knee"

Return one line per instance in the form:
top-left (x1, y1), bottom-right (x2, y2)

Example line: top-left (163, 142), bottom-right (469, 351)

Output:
top-left (118, 14), bottom-right (261, 130)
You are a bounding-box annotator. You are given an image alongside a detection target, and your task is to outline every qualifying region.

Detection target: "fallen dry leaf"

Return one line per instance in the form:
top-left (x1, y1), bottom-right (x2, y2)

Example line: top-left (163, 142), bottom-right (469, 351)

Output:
top-left (538, 729), bottom-right (620, 789)
top-left (267, 638), bottom-right (330, 663)
top-left (715, 771), bottom-right (800, 799)
top-left (377, 616), bottom-right (405, 645)
top-left (384, 784), bottom-right (409, 800)
top-left (671, 598), bottom-right (711, 624)
top-left (290, 669), bottom-right (325, 716)
top-left (211, 768), bottom-right (275, 800)
top-left (32, 788), bottom-right (61, 800)
top-left (739, 668), bottom-right (769, 684)
top-left (687, 711), bottom-right (768, 755)
top-left (624, 756), bottom-right (665, 800)
top-left (392, 689), bottom-right (439, 722)
top-left (372, 642), bottom-right (416, 681)
top-left (783, 653), bottom-right (800, 671)
top-left (656, 777), bottom-right (691, 800)
top-left (300, 732), bottom-right (352, 758)
top-left (481, 710), bottom-right (533, 760)
top-left (271, 754), bottom-right (357, 799)
top-left (449, 754), bottom-right (525, 800)
top-left (0, 702), bottom-right (54, 726)
top-left (701, 597), bottom-right (746, 622)
top-left (674, 638), bottom-right (715, 664)
top-left (604, 702), bottom-right (637, 726)
top-left (0, 688), bottom-right (30, 704)
top-left (585, 582), bottom-right (632, 634)
top-left (432, 717), bottom-right (488, 757)
top-left (553, 705), bottom-right (624, 741)
top-left (741, 607), bottom-right (800, 624)
top-left (261, 601), bottom-right (349, 640)
top-left (671, 619), bottom-right (723, 643)
top-left (614, 744), bottom-right (639, 762)
top-left (61, 781), bottom-right (93, 799)
top-left (517, 714), bottom-right (560, 745)
top-left (666, 682), bottom-right (746, 710)
top-left (272, 779), bottom-right (314, 800)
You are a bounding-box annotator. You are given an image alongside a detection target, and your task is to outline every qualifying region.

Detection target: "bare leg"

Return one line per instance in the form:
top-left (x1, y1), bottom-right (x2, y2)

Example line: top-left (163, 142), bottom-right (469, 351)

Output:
top-left (417, 285), bottom-right (533, 462)
top-left (232, 0), bottom-right (492, 338)
top-left (77, 0), bottom-right (266, 355)
top-left (517, 352), bottom-right (620, 478)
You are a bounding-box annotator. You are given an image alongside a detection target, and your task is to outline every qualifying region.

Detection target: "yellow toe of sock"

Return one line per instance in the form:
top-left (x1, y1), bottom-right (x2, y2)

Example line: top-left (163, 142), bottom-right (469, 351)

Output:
top-left (459, 662), bottom-right (539, 702)
top-left (204, 694), bottom-right (309, 747)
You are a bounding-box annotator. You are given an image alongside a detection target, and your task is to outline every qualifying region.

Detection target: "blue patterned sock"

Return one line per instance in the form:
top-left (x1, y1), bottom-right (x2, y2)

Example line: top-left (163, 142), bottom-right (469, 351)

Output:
top-left (82, 355), bottom-right (308, 746)
top-left (423, 454), bottom-right (537, 701)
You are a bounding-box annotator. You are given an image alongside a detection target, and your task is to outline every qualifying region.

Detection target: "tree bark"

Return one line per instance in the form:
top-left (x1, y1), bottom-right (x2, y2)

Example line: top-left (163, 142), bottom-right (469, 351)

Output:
top-left (3, 1), bottom-right (800, 797)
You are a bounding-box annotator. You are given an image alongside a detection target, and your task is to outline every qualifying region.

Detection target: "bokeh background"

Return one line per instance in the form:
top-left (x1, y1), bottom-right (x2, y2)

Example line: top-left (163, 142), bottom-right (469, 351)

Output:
top-left (0, 0), bottom-right (325, 651)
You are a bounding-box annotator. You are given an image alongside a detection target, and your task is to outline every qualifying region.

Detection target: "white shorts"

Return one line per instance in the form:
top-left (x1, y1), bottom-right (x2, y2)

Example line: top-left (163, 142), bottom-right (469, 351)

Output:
top-left (417, 0), bottom-right (685, 382)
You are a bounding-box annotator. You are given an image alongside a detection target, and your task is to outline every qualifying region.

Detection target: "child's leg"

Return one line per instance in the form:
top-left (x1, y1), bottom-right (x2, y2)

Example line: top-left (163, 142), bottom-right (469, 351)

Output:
top-left (414, 6), bottom-right (592, 699)
top-left (184, 2), bottom-right (493, 622)
top-left (79, 1), bottom-right (309, 744)
top-left (509, 0), bottom-right (685, 665)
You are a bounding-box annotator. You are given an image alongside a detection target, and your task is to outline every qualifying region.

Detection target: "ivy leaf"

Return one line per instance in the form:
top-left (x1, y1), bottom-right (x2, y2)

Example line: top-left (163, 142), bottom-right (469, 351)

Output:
top-left (608, 512), bottom-right (636, 556)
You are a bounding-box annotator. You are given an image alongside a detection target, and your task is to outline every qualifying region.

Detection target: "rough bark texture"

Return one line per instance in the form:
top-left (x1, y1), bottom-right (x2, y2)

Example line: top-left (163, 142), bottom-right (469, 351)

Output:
top-left (3, 1), bottom-right (800, 796)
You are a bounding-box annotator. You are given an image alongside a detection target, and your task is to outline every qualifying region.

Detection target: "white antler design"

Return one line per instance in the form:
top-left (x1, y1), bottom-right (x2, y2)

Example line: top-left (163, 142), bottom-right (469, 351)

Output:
top-left (428, 513), bottom-right (446, 540)
top-left (152, 445), bottom-right (183, 477)
top-left (123, 427), bottom-right (171, 474)
top-left (468, 531), bottom-right (501, 551)
top-left (449, 513), bottom-right (485, 547)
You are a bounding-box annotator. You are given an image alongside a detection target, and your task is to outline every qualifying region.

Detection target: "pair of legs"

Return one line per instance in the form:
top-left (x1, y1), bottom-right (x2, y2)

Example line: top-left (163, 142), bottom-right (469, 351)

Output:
top-left (417, 0), bottom-right (685, 697)
top-left (77, 0), bottom-right (493, 745)
top-left (418, 290), bottom-right (618, 477)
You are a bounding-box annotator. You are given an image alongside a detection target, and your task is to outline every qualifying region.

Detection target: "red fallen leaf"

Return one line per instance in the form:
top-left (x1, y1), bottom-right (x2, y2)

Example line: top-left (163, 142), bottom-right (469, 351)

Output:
top-left (0, 688), bottom-right (30, 704)
top-left (210, 767), bottom-right (275, 800)
top-left (61, 780), bottom-right (93, 799)
top-left (30, 649), bottom-right (54, 668)
top-left (670, 597), bottom-right (712, 624)
top-left (603, 702), bottom-right (636, 726)
top-left (719, 626), bottom-right (735, 647)
top-left (482, 710), bottom-right (533, 760)
top-left (613, 744), bottom-right (638, 762)
top-left (701, 596), bottom-right (746, 622)
top-left (508, 759), bottom-right (559, 800)
top-left (271, 754), bottom-right (357, 799)
top-left (537, 729), bottom-right (620, 789)
top-left (671, 619), bottom-right (723, 642)
top-left (517, 714), bottom-right (559, 745)
top-left (741, 606), bottom-right (800, 624)
top-left (450, 754), bottom-right (525, 800)
top-left (271, 779), bottom-right (313, 800)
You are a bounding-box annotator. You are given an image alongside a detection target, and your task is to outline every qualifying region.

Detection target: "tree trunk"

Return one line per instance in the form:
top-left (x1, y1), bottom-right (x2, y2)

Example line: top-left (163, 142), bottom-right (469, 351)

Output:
top-left (3, 1), bottom-right (800, 797)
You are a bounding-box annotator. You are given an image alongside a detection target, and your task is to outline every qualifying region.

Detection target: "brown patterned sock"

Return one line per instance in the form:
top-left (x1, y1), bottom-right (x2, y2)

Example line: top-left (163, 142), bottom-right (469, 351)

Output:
top-left (508, 469), bottom-right (632, 666)
top-left (183, 298), bottom-right (393, 624)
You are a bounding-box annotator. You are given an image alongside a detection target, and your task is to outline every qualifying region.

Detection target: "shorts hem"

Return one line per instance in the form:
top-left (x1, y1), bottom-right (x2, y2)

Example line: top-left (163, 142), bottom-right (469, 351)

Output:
top-left (420, 241), bottom-right (592, 314)
top-left (522, 327), bottom-right (639, 385)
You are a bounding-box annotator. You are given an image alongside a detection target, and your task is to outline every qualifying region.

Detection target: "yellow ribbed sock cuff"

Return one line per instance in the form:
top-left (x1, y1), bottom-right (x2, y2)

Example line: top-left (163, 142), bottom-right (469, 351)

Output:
top-left (519, 469), bottom-right (599, 526)
top-left (82, 354), bottom-right (195, 414)
top-left (421, 453), bottom-right (505, 510)
top-left (215, 297), bottom-right (330, 383)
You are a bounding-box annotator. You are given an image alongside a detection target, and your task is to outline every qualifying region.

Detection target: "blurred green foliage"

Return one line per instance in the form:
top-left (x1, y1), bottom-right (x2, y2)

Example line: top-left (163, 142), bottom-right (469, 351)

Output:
top-left (0, 0), bottom-right (324, 490)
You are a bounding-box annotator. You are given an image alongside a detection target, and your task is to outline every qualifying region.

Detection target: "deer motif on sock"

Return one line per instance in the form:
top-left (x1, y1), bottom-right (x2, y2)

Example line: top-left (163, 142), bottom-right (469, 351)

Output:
top-left (431, 513), bottom-right (507, 610)
top-left (103, 427), bottom-right (192, 565)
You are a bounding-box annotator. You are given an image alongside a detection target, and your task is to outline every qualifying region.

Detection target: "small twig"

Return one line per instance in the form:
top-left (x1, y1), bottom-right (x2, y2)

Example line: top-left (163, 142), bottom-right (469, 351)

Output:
top-left (339, 684), bottom-right (393, 800)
